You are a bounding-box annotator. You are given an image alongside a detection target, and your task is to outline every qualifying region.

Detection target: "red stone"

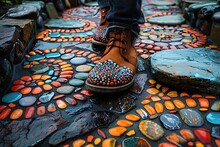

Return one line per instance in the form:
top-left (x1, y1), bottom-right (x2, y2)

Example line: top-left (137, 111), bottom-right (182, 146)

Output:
top-left (51, 81), bottom-right (61, 87)
top-left (194, 128), bottom-right (211, 144)
top-left (53, 94), bottom-right (65, 100)
top-left (159, 142), bottom-right (177, 147)
top-left (13, 80), bottom-right (25, 85)
top-left (37, 106), bottom-right (46, 116)
top-left (65, 97), bottom-right (77, 105)
top-left (97, 129), bottom-right (106, 139)
top-left (0, 105), bottom-right (7, 113)
top-left (73, 94), bottom-right (87, 101)
top-left (32, 87), bottom-right (43, 95)
top-left (20, 87), bottom-right (32, 95)
top-left (25, 106), bottom-right (35, 119)
top-left (59, 74), bottom-right (72, 79)
top-left (11, 85), bottom-right (25, 91)
top-left (0, 108), bottom-right (11, 120)
top-left (80, 90), bottom-right (93, 96)
top-left (21, 76), bottom-right (32, 81)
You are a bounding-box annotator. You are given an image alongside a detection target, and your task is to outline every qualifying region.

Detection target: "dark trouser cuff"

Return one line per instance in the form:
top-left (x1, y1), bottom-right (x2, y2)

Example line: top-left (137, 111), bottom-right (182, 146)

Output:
top-left (106, 22), bottom-right (140, 38)
top-left (97, 0), bottom-right (110, 9)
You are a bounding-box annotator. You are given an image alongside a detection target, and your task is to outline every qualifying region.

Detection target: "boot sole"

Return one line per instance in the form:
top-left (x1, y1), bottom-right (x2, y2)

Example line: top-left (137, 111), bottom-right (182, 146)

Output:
top-left (85, 77), bottom-right (135, 93)
top-left (92, 38), bottom-right (107, 52)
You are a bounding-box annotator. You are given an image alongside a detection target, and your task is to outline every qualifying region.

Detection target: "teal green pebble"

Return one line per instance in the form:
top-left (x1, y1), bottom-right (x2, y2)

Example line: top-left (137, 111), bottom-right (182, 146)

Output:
top-left (2, 92), bottom-right (22, 103)
top-left (27, 55), bottom-right (45, 61)
top-left (74, 73), bottom-right (89, 80)
top-left (45, 52), bottom-right (61, 58)
top-left (45, 79), bottom-right (52, 83)
top-left (48, 70), bottom-right (54, 76)
top-left (69, 79), bottom-right (85, 86)
top-left (206, 112), bottom-right (220, 125)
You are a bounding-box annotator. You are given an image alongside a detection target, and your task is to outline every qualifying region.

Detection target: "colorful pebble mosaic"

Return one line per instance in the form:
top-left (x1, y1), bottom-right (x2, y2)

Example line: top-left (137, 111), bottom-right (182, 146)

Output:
top-left (1, 0), bottom-right (220, 147)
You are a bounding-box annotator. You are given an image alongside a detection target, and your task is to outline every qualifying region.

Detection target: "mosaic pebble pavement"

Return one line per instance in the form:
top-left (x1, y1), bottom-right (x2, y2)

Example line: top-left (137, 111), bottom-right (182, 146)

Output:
top-left (1, 0), bottom-right (220, 147)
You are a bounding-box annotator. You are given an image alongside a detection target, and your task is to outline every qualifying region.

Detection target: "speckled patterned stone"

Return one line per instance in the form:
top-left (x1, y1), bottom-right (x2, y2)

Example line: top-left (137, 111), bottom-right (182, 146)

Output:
top-left (31, 64), bottom-right (49, 74)
top-left (139, 120), bottom-right (165, 141)
top-left (122, 137), bottom-right (151, 147)
top-left (160, 114), bottom-right (182, 130)
top-left (179, 109), bottom-right (204, 127)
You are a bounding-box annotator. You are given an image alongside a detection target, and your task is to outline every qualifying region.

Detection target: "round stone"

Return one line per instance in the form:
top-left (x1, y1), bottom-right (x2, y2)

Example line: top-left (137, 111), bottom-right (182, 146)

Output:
top-left (31, 64), bottom-right (49, 74)
top-left (39, 91), bottom-right (55, 103)
top-left (70, 57), bottom-right (87, 65)
top-left (76, 65), bottom-right (93, 72)
top-left (206, 112), bottom-right (220, 125)
top-left (211, 100), bottom-right (220, 111)
top-left (57, 86), bottom-right (75, 94)
top-left (122, 137), bottom-right (151, 147)
top-left (61, 53), bottom-right (75, 60)
top-left (2, 92), bottom-right (22, 103)
top-left (139, 120), bottom-right (165, 141)
top-left (19, 96), bottom-right (36, 106)
top-left (74, 73), bottom-right (89, 80)
top-left (69, 79), bottom-right (85, 86)
top-left (179, 109), bottom-right (204, 127)
top-left (211, 126), bottom-right (220, 139)
top-left (160, 114), bottom-right (182, 130)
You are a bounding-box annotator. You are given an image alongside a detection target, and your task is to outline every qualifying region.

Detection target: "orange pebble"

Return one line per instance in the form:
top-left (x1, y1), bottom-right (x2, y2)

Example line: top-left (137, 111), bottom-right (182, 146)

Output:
top-left (164, 101), bottom-right (175, 110)
top-left (154, 102), bottom-right (164, 113)
top-left (144, 104), bottom-right (156, 115)
top-left (43, 84), bottom-right (53, 91)
top-left (125, 114), bottom-right (140, 121)
top-left (173, 100), bottom-right (185, 109)
top-left (117, 119), bottom-right (133, 127)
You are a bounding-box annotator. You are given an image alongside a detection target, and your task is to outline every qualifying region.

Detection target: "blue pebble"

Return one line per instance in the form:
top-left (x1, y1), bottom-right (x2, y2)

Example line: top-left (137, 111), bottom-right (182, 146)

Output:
top-left (2, 92), bottom-right (22, 103)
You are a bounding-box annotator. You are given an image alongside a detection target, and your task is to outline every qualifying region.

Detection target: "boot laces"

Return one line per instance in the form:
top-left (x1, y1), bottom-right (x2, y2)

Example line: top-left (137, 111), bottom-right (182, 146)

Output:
top-left (105, 29), bottom-right (133, 62)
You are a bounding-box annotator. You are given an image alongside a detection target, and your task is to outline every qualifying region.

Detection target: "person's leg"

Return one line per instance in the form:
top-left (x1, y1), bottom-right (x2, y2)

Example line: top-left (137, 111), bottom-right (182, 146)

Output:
top-left (106, 0), bottom-right (145, 37)
top-left (92, 0), bottom-right (110, 47)
top-left (97, 0), bottom-right (109, 9)
top-left (87, 0), bottom-right (144, 93)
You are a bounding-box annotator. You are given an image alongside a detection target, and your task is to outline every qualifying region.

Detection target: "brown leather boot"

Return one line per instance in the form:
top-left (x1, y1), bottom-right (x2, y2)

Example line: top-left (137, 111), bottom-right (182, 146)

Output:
top-left (92, 7), bottom-right (109, 47)
top-left (87, 28), bottom-right (137, 93)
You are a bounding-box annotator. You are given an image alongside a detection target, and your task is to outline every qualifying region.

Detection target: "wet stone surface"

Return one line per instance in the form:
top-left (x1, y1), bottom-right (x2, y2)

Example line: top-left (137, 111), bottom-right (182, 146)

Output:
top-left (0, 115), bottom-right (65, 147)
top-left (91, 93), bottom-right (137, 114)
top-left (49, 111), bottom-right (117, 145)
top-left (150, 48), bottom-right (220, 94)
top-left (65, 103), bottom-right (93, 116)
